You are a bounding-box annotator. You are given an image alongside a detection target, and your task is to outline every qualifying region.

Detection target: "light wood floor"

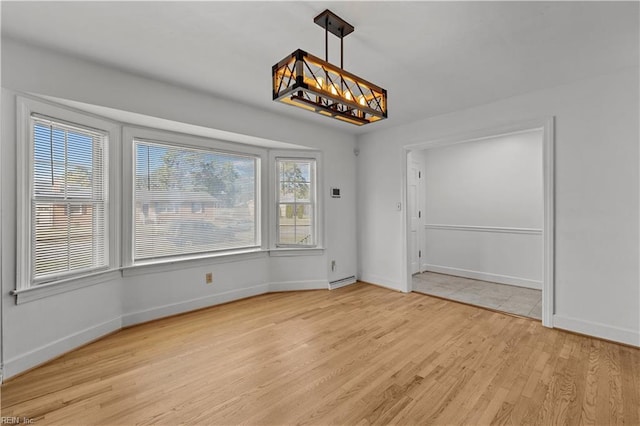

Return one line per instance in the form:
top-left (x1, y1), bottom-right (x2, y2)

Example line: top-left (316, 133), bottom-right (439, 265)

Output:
top-left (2, 283), bottom-right (639, 425)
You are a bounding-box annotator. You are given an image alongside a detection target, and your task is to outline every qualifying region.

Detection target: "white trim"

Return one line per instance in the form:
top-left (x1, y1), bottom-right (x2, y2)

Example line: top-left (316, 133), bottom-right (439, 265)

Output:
top-left (553, 315), bottom-right (639, 347)
top-left (121, 284), bottom-right (269, 327)
top-left (424, 224), bottom-right (542, 235)
top-left (122, 280), bottom-right (327, 327)
top-left (11, 270), bottom-right (121, 304)
top-left (400, 145), bottom-right (410, 293)
top-left (404, 123), bottom-right (545, 152)
top-left (16, 97), bottom-right (31, 290)
top-left (0, 89), bottom-right (5, 378)
top-left (268, 280), bottom-right (328, 292)
top-left (542, 117), bottom-right (555, 328)
top-left (404, 117), bottom-right (555, 327)
top-left (0, 30), bottom-right (3, 381)
top-left (122, 250), bottom-right (267, 277)
top-left (422, 264), bottom-right (542, 290)
top-left (3, 317), bottom-right (122, 379)
top-left (359, 274), bottom-right (405, 293)
top-left (121, 125), bottom-right (135, 269)
top-left (122, 125), bottom-right (268, 158)
top-left (269, 248), bottom-right (324, 257)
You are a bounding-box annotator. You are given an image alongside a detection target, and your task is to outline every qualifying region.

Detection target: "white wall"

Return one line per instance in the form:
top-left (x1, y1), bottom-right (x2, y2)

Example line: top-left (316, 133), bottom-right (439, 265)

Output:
top-left (419, 130), bottom-right (544, 289)
top-left (421, 131), bottom-right (543, 228)
top-left (357, 66), bottom-right (640, 346)
top-left (1, 39), bottom-right (358, 378)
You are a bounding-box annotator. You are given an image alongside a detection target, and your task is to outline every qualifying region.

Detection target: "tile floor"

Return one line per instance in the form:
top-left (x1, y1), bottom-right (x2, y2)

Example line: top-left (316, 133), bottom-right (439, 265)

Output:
top-left (412, 272), bottom-right (542, 320)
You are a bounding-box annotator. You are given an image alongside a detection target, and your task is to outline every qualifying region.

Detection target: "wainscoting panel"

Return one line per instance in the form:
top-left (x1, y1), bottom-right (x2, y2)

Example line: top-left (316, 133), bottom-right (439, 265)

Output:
top-left (423, 225), bottom-right (543, 289)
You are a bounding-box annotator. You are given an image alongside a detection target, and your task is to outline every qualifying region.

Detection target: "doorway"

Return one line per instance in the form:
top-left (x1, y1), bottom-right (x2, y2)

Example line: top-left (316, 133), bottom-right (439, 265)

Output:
top-left (403, 119), bottom-right (554, 327)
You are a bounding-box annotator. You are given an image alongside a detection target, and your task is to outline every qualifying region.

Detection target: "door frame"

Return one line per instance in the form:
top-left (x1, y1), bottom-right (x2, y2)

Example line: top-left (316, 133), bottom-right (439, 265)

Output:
top-left (401, 117), bottom-right (555, 328)
top-left (407, 154), bottom-right (424, 275)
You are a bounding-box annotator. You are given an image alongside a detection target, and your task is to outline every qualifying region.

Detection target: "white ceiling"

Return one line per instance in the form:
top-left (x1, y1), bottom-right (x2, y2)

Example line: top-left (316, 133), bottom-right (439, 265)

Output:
top-left (2, 1), bottom-right (638, 135)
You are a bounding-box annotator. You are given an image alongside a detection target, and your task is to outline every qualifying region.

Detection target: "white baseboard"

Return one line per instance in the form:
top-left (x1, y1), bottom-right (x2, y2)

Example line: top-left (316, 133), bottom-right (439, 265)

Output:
top-left (358, 274), bottom-right (405, 292)
top-left (422, 264), bottom-right (542, 290)
top-left (122, 281), bottom-right (328, 327)
top-left (4, 317), bottom-right (122, 379)
top-left (553, 315), bottom-right (639, 347)
top-left (268, 280), bottom-right (328, 292)
top-left (121, 284), bottom-right (270, 327)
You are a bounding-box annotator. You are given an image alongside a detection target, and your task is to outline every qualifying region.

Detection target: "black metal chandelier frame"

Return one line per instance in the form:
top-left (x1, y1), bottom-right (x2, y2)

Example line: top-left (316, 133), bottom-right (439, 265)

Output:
top-left (272, 10), bottom-right (388, 126)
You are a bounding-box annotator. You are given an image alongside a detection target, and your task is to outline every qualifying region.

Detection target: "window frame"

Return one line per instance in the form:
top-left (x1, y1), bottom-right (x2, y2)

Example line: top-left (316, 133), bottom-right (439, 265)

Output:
top-left (122, 126), bottom-right (267, 267)
top-left (16, 96), bottom-right (121, 292)
top-left (269, 150), bottom-right (323, 251)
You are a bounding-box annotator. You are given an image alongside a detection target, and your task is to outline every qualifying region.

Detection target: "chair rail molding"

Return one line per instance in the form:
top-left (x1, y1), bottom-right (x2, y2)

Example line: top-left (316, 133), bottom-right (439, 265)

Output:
top-left (424, 224), bottom-right (542, 235)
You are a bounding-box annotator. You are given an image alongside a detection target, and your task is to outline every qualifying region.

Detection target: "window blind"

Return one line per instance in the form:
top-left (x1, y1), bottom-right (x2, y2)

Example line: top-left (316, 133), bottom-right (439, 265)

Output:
top-left (134, 140), bottom-right (258, 261)
top-left (31, 115), bottom-right (108, 282)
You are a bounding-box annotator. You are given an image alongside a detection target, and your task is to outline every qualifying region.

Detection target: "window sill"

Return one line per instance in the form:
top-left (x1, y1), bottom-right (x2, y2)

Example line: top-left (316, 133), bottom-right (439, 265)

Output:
top-left (122, 248), bottom-right (267, 277)
top-left (11, 270), bottom-right (121, 304)
top-left (269, 248), bottom-right (325, 257)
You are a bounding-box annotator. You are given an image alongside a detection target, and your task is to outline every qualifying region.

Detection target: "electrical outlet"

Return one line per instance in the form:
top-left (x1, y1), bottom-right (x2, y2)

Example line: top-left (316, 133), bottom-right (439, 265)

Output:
top-left (205, 272), bottom-right (213, 284)
top-left (331, 260), bottom-right (336, 272)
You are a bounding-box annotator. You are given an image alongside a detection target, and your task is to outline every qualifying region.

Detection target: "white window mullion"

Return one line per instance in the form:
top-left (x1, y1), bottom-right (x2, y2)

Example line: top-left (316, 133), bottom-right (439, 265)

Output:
top-left (63, 125), bottom-right (68, 199)
top-left (66, 203), bottom-right (71, 273)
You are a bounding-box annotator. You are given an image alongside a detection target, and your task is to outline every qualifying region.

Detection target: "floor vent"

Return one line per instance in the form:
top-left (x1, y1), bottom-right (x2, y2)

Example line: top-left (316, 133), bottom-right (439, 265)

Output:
top-left (329, 275), bottom-right (357, 290)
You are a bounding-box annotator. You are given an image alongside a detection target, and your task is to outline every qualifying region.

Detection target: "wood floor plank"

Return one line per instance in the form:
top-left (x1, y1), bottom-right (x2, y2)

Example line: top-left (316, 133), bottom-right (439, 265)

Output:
top-left (1, 283), bottom-right (639, 425)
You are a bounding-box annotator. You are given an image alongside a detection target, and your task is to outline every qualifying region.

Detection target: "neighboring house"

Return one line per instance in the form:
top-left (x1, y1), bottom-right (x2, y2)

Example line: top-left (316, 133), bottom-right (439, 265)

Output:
top-left (135, 190), bottom-right (222, 224)
top-left (35, 204), bottom-right (93, 232)
top-left (34, 182), bottom-right (96, 234)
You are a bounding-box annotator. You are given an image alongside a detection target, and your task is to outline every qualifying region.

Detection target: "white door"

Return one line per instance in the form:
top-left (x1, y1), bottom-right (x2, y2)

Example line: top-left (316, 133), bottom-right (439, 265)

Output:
top-left (408, 160), bottom-right (421, 274)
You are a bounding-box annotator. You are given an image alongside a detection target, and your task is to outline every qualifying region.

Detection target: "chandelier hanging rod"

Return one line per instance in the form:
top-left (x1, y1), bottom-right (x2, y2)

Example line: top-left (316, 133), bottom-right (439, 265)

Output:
top-left (314, 9), bottom-right (353, 68)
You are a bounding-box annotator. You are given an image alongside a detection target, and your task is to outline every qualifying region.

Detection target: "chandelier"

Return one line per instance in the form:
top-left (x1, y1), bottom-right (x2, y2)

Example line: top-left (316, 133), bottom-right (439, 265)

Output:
top-left (272, 9), bottom-right (387, 126)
